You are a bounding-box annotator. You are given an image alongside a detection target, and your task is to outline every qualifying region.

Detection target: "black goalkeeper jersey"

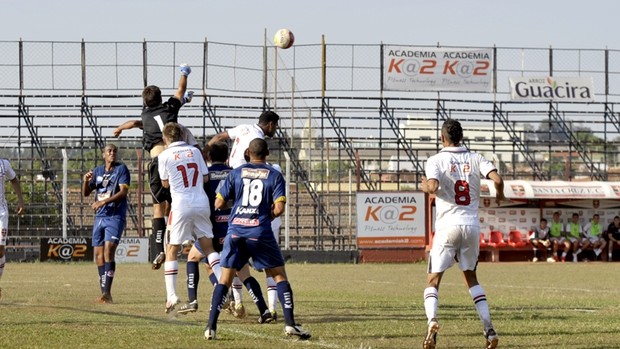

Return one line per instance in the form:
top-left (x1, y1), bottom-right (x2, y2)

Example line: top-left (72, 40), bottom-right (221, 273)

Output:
top-left (140, 96), bottom-right (182, 152)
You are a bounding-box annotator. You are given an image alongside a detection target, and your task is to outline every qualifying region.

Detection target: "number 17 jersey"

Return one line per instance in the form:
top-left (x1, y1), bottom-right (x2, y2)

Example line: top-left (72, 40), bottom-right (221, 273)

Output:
top-left (425, 146), bottom-right (496, 231)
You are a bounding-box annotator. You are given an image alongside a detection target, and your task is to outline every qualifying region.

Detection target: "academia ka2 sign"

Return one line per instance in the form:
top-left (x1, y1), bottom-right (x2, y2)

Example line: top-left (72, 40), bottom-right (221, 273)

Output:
top-left (356, 192), bottom-right (426, 248)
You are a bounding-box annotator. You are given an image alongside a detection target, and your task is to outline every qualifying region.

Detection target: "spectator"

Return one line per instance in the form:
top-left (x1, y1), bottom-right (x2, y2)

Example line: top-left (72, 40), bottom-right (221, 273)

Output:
top-left (582, 214), bottom-right (606, 260)
top-left (528, 218), bottom-right (553, 262)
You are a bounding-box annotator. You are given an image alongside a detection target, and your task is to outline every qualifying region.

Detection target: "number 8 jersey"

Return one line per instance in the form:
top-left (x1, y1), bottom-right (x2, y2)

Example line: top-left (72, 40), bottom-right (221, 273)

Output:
top-left (425, 146), bottom-right (496, 230)
top-left (217, 163), bottom-right (286, 236)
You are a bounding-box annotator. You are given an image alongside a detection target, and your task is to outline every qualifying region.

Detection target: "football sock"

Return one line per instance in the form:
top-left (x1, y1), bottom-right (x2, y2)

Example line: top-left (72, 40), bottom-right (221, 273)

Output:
top-left (547, 247), bottom-right (553, 258)
top-left (243, 276), bottom-right (268, 314)
top-left (469, 285), bottom-right (493, 332)
top-left (97, 264), bottom-right (105, 293)
top-left (186, 261), bottom-right (199, 303)
top-left (232, 277), bottom-right (243, 305)
top-left (153, 218), bottom-right (166, 255)
top-left (277, 281), bottom-right (296, 326)
top-left (0, 255), bottom-right (5, 280)
top-left (164, 260), bottom-right (179, 301)
top-left (208, 272), bottom-right (218, 286)
top-left (104, 261), bottom-right (116, 294)
top-left (266, 276), bottom-right (278, 311)
top-left (423, 287), bottom-right (438, 322)
top-left (207, 252), bottom-right (222, 281)
top-left (207, 284), bottom-right (229, 332)
top-left (532, 247), bottom-right (538, 259)
top-left (576, 248), bottom-right (582, 255)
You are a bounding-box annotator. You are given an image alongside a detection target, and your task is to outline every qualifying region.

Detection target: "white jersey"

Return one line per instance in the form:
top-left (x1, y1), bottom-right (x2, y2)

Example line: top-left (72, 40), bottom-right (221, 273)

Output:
top-left (0, 159), bottom-right (17, 209)
top-left (158, 141), bottom-right (209, 209)
top-left (425, 146), bottom-right (496, 231)
top-left (227, 124), bottom-right (265, 169)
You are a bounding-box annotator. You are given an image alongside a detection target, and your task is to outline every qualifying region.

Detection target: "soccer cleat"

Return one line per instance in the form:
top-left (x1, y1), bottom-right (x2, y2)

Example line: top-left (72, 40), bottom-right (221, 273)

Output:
top-left (204, 327), bottom-right (216, 340)
top-left (423, 319), bottom-right (440, 349)
top-left (485, 328), bottom-right (499, 349)
top-left (152, 252), bottom-right (166, 270)
top-left (546, 257), bottom-right (556, 263)
top-left (96, 293), bottom-right (113, 304)
top-left (572, 254), bottom-right (578, 263)
top-left (258, 309), bottom-right (275, 324)
top-left (285, 324), bottom-right (311, 340)
top-left (177, 301), bottom-right (198, 315)
top-left (232, 303), bottom-right (247, 319)
top-left (223, 299), bottom-right (234, 314)
top-left (532, 257), bottom-right (538, 262)
top-left (270, 309), bottom-right (278, 323)
top-left (165, 296), bottom-right (180, 314)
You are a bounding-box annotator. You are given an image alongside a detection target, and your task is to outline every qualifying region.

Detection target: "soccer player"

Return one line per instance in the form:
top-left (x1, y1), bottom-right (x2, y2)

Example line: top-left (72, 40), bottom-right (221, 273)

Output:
top-left (549, 211), bottom-right (570, 262)
top-left (421, 119), bottom-right (502, 349)
top-left (204, 138), bottom-right (310, 340)
top-left (113, 63), bottom-right (194, 270)
top-left (206, 110), bottom-right (279, 318)
top-left (566, 212), bottom-right (583, 262)
top-left (607, 216), bottom-right (620, 259)
top-left (177, 141), bottom-right (231, 314)
top-left (0, 158), bottom-right (25, 301)
top-left (158, 122), bottom-right (221, 313)
top-left (582, 213), bottom-right (606, 260)
top-left (82, 144), bottom-right (130, 304)
top-left (528, 218), bottom-right (553, 262)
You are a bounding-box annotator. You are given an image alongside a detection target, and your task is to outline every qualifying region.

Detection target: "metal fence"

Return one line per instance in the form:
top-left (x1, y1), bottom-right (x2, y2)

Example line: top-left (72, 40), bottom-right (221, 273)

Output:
top-left (1, 40), bottom-right (620, 250)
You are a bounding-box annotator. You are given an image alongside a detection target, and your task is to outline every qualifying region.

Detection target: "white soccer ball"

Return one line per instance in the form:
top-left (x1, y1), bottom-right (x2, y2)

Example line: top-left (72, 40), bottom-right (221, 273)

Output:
top-left (274, 28), bottom-right (295, 49)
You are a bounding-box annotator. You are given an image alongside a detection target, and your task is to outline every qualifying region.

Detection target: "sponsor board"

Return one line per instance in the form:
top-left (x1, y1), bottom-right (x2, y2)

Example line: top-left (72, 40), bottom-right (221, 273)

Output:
top-left (115, 237), bottom-right (149, 263)
top-left (40, 237), bottom-right (93, 262)
top-left (356, 192), bottom-right (426, 248)
top-left (383, 46), bottom-right (493, 92)
top-left (509, 76), bottom-right (594, 101)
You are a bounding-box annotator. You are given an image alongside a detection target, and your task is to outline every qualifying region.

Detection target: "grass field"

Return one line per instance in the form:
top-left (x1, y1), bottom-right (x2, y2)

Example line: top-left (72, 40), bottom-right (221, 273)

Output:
top-left (1, 261), bottom-right (619, 349)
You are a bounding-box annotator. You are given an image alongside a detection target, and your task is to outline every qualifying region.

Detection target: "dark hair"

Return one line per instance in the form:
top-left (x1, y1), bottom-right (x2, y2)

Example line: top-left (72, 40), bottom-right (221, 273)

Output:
top-left (442, 118), bottom-right (463, 145)
top-left (258, 110), bottom-right (280, 126)
top-left (540, 218), bottom-right (547, 223)
top-left (593, 214), bottom-right (600, 218)
top-left (248, 138), bottom-right (269, 158)
top-left (162, 122), bottom-right (182, 142)
top-left (553, 211), bottom-right (560, 216)
top-left (142, 85), bottom-right (162, 108)
top-left (209, 142), bottom-right (229, 163)
top-left (572, 213), bottom-right (579, 218)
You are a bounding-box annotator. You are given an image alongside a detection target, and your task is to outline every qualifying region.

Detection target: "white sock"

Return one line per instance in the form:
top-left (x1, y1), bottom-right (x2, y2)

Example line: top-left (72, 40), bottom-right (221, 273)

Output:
top-left (207, 252), bottom-right (222, 281)
top-left (469, 285), bottom-right (493, 332)
top-left (266, 276), bottom-right (277, 311)
top-left (423, 287), bottom-right (438, 322)
top-left (0, 255), bottom-right (5, 280)
top-left (164, 260), bottom-right (178, 302)
top-left (562, 251), bottom-right (568, 258)
top-left (232, 277), bottom-right (243, 304)
top-left (576, 249), bottom-right (582, 255)
top-left (594, 248), bottom-right (601, 256)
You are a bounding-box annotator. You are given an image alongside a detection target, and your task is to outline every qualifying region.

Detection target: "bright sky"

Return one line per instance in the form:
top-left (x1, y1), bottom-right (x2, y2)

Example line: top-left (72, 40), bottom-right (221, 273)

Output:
top-left (4, 0), bottom-right (619, 49)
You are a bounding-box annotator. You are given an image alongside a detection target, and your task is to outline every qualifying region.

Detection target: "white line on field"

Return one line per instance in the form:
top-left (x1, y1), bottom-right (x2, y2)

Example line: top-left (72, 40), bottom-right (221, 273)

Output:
top-left (441, 281), bottom-right (617, 294)
top-left (225, 327), bottom-right (344, 348)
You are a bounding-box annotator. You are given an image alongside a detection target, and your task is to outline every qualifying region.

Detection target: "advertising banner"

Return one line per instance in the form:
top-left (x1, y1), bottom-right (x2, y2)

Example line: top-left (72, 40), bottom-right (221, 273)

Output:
top-left (509, 76), bottom-right (595, 101)
top-left (356, 192), bottom-right (426, 248)
top-left (115, 237), bottom-right (149, 263)
top-left (40, 237), bottom-right (93, 262)
top-left (383, 46), bottom-right (493, 92)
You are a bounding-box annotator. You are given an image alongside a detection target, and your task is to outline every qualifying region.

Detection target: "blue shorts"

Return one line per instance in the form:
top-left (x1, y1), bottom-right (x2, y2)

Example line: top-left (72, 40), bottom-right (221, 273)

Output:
top-left (220, 230), bottom-right (285, 271)
top-left (92, 216), bottom-right (125, 246)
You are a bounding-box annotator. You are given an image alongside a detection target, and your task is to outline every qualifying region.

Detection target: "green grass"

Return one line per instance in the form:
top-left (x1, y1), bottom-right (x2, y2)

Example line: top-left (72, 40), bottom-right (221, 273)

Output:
top-left (1, 261), bottom-right (619, 349)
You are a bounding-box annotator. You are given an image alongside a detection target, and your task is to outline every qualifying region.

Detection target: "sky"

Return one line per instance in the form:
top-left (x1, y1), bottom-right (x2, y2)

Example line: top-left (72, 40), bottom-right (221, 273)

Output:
top-left (3, 0), bottom-right (620, 49)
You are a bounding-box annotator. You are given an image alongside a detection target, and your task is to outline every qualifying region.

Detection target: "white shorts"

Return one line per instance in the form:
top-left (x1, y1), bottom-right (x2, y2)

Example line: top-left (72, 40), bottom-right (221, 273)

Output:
top-left (167, 206), bottom-right (213, 245)
top-left (0, 209), bottom-right (8, 246)
top-left (428, 225), bottom-right (479, 274)
top-left (583, 237), bottom-right (603, 244)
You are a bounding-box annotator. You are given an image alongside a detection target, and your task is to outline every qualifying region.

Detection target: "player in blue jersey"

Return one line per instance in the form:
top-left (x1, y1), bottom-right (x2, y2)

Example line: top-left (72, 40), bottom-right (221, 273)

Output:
top-left (204, 138), bottom-right (310, 340)
top-left (82, 144), bottom-right (130, 304)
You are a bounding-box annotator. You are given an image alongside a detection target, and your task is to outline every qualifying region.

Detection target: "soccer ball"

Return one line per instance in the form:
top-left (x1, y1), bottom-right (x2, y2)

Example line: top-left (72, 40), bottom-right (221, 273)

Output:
top-left (274, 28), bottom-right (295, 49)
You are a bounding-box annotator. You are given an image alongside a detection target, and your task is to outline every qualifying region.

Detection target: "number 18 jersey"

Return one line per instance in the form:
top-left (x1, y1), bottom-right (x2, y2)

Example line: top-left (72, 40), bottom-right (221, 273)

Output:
top-left (425, 146), bottom-right (496, 231)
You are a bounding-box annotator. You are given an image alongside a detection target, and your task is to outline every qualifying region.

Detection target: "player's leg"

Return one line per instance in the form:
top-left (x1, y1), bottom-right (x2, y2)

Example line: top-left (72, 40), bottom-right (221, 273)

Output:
top-left (0, 212), bottom-right (7, 300)
top-left (267, 218), bottom-right (282, 317)
top-left (572, 238), bottom-right (581, 262)
top-left (178, 245), bottom-right (204, 314)
top-left (92, 218), bottom-right (106, 300)
top-left (149, 158), bottom-right (170, 270)
top-left (100, 217), bottom-right (123, 303)
top-left (561, 239), bottom-right (571, 262)
top-left (163, 208), bottom-right (190, 313)
top-left (529, 238), bottom-right (539, 262)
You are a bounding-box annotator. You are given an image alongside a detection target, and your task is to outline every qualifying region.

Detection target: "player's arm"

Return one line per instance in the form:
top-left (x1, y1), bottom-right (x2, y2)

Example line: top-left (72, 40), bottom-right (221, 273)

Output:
top-left (214, 193), bottom-right (227, 210)
top-left (10, 176), bottom-right (25, 215)
top-left (272, 200), bottom-right (285, 219)
top-left (113, 120), bottom-right (143, 137)
top-left (487, 170), bottom-right (505, 205)
top-left (420, 176), bottom-right (439, 194)
top-left (174, 64), bottom-right (191, 101)
top-left (207, 131), bottom-right (230, 147)
top-left (82, 170), bottom-right (95, 197)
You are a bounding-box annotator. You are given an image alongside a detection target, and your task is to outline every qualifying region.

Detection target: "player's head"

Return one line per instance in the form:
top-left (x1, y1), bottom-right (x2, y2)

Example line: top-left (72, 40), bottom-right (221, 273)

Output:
top-left (592, 214), bottom-right (600, 222)
top-left (571, 212), bottom-right (579, 222)
top-left (258, 110), bottom-right (279, 137)
top-left (142, 85), bottom-right (162, 108)
top-left (441, 118), bottom-right (463, 146)
top-left (103, 143), bottom-right (118, 163)
top-left (209, 142), bottom-right (229, 163)
top-left (553, 211), bottom-right (560, 221)
top-left (615, 216), bottom-right (620, 225)
top-left (248, 138), bottom-right (269, 161)
top-left (540, 218), bottom-right (547, 227)
top-left (162, 122), bottom-right (183, 145)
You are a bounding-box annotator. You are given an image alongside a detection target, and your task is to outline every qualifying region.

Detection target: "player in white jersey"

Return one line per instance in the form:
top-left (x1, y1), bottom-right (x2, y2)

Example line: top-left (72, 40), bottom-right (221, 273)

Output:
top-left (158, 122), bottom-right (221, 313)
top-left (0, 158), bottom-right (25, 301)
top-left (206, 110), bottom-right (279, 318)
top-left (421, 119), bottom-right (504, 349)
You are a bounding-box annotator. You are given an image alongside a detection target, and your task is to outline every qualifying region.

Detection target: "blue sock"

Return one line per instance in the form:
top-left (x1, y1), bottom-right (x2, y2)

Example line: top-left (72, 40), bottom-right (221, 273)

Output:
top-left (243, 276), bottom-right (268, 314)
top-left (208, 273), bottom-right (218, 286)
top-left (187, 261), bottom-right (199, 302)
top-left (277, 281), bottom-right (296, 326)
top-left (207, 284), bottom-right (229, 331)
top-left (97, 265), bottom-right (105, 293)
top-left (104, 262), bottom-right (116, 294)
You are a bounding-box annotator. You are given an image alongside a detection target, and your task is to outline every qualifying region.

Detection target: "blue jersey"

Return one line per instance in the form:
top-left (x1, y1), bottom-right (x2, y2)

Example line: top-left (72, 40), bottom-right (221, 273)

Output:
top-left (88, 162), bottom-right (130, 219)
top-left (218, 163), bottom-right (286, 237)
top-left (205, 163), bottom-right (232, 239)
